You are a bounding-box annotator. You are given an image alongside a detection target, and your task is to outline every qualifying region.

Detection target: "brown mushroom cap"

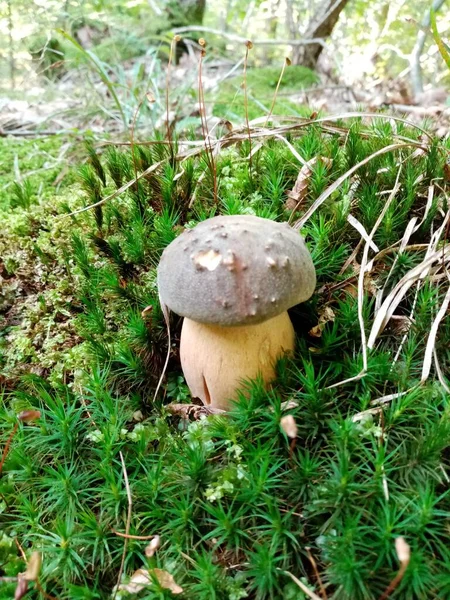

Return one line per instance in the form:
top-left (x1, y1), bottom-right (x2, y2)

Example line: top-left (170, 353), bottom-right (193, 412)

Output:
top-left (157, 215), bottom-right (316, 326)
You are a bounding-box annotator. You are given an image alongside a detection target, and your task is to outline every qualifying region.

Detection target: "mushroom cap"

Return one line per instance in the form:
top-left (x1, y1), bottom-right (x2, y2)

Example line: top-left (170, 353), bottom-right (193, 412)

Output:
top-left (157, 215), bottom-right (316, 326)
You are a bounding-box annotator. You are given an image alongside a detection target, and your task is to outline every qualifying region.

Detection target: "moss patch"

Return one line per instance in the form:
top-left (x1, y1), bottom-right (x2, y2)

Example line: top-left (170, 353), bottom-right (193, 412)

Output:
top-left (212, 65), bottom-right (319, 122)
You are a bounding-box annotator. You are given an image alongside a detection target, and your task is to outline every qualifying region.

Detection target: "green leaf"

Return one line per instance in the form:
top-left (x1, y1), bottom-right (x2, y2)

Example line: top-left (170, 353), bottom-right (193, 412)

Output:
top-left (430, 10), bottom-right (450, 70)
top-left (57, 29), bottom-right (127, 129)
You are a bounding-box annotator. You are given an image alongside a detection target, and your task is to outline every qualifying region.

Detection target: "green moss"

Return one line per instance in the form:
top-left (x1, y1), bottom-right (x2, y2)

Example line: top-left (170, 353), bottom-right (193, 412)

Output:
top-left (212, 65), bottom-right (319, 122)
top-left (0, 135), bottom-right (78, 210)
top-left (0, 136), bottom-right (87, 382)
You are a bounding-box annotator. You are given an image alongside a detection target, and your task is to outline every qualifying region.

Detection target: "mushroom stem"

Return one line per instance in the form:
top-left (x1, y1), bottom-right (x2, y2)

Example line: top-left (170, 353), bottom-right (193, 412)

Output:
top-left (180, 312), bottom-right (295, 410)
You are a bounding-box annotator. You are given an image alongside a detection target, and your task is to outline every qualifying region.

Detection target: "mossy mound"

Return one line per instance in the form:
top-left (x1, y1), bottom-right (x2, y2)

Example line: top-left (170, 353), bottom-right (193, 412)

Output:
top-left (212, 65), bottom-right (319, 121)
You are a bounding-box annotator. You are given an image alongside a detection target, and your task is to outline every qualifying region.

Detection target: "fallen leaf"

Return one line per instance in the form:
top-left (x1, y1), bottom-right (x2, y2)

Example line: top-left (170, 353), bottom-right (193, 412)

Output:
top-left (118, 569), bottom-right (150, 594)
top-left (152, 569), bottom-right (183, 594)
top-left (395, 537), bottom-right (410, 564)
top-left (24, 552), bottom-right (42, 581)
top-left (118, 568), bottom-right (183, 595)
top-left (166, 403), bottom-right (225, 420)
top-left (309, 306), bottom-right (336, 338)
top-left (387, 315), bottom-right (412, 335)
top-left (280, 415), bottom-right (297, 439)
top-left (17, 410), bottom-right (41, 423)
top-left (285, 157), bottom-right (332, 212)
top-left (145, 535), bottom-right (161, 557)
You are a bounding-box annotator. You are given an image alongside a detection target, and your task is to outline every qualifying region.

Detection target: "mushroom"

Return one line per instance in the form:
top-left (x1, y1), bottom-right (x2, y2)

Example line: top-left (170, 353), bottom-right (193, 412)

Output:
top-left (157, 215), bottom-right (316, 410)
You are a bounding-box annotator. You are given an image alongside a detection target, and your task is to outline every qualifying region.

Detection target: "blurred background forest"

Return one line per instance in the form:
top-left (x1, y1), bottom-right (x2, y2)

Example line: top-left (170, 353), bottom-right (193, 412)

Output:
top-left (0, 0), bottom-right (449, 137)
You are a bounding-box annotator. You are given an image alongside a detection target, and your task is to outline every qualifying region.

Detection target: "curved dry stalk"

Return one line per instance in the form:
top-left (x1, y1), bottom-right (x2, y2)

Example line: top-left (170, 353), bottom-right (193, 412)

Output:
top-left (421, 283), bottom-right (450, 383)
top-left (379, 538), bottom-right (410, 600)
top-left (250, 112), bottom-right (434, 142)
top-left (325, 169), bottom-right (402, 390)
top-left (367, 251), bottom-right (449, 348)
top-left (368, 208), bottom-right (450, 349)
top-left (433, 348), bottom-right (450, 393)
top-left (62, 122), bottom-right (428, 220)
top-left (264, 57), bottom-right (291, 128)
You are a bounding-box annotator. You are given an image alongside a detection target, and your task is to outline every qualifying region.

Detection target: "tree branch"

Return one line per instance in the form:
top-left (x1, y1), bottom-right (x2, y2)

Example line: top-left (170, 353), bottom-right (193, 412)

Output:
top-left (171, 25), bottom-right (326, 47)
top-left (409, 0), bottom-right (447, 98)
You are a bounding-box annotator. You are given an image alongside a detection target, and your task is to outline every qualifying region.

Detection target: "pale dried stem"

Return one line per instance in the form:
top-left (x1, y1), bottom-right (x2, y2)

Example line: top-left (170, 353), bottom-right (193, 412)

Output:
top-left (152, 297), bottom-right (171, 403)
top-left (326, 170), bottom-right (402, 390)
top-left (421, 282), bottom-right (450, 383)
top-left (113, 452), bottom-right (132, 600)
top-left (283, 570), bottom-right (323, 600)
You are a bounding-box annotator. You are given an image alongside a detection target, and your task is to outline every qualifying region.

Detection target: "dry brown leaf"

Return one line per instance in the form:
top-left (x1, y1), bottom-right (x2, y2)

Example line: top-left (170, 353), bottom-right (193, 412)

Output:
top-left (118, 568), bottom-right (183, 595)
top-left (18, 410), bottom-right (41, 423)
top-left (14, 577), bottom-right (28, 600)
top-left (309, 306), bottom-right (336, 338)
top-left (285, 157), bottom-right (332, 212)
top-left (152, 569), bottom-right (183, 594)
top-left (23, 552), bottom-right (42, 581)
top-left (387, 315), bottom-right (412, 335)
top-left (166, 403), bottom-right (225, 420)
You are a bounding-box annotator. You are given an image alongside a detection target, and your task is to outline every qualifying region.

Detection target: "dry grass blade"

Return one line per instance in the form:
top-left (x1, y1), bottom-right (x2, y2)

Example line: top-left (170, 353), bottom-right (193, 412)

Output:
top-left (152, 297), bottom-right (171, 403)
top-left (305, 547), bottom-right (328, 599)
top-left (326, 169), bottom-right (402, 390)
top-left (357, 171), bottom-right (402, 373)
top-left (352, 407), bottom-right (383, 422)
top-left (325, 372), bottom-right (365, 390)
top-left (274, 134), bottom-right (307, 168)
top-left (249, 112), bottom-right (434, 142)
top-left (113, 531), bottom-right (157, 540)
top-left (347, 214), bottom-right (379, 253)
top-left (389, 282), bottom-right (421, 368)
top-left (433, 348), bottom-right (450, 393)
top-left (293, 143), bottom-right (415, 231)
top-left (421, 283), bottom-right (450, 383)
top-left (370, 388), bottom-right (418, 407)
top-left (375, 205), bottom-right (419, 314)
top-left (62, 159), bottom-right (166, 217)
top-left (368, 248), bottom-right (450, 349)
top-left (112, 452), bottom-right (132, 600)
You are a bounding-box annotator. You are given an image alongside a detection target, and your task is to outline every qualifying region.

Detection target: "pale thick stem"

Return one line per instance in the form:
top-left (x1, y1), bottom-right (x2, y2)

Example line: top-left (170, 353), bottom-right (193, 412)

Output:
top-left (180, 312), bottom-right (295, 410)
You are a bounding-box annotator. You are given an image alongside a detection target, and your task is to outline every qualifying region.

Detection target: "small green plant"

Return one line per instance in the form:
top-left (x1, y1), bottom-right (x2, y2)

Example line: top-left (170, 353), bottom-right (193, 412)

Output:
top-left (10, 179), bottom-right (35, 209)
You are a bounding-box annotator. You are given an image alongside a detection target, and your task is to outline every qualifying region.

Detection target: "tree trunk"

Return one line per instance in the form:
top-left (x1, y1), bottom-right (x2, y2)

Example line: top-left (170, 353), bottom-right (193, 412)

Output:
top-left (294, 0), bottom-right (350, 69)
top-left (166, 0), bottom-right (206, 62)
top-left (7, 0), bottom-right (15, 89)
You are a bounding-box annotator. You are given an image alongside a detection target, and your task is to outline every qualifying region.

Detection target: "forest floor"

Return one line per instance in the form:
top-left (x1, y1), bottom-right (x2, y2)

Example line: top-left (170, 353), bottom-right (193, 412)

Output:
top-left (1, 50), bottom-right (450, 600)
